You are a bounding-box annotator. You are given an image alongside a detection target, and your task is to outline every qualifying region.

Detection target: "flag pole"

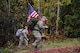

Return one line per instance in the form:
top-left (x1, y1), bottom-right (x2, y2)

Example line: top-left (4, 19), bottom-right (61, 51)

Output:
top-left (27, 0), bottom-right (30, 5)
top-left (26, 0), bottom-right (30, 23)
top-left (27, 0), bottom-right (40, 22)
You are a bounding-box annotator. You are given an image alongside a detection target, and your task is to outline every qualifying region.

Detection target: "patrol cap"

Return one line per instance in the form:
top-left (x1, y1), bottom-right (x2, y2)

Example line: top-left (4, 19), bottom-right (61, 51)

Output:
top-left (42, 16), bottom-right (47, 20)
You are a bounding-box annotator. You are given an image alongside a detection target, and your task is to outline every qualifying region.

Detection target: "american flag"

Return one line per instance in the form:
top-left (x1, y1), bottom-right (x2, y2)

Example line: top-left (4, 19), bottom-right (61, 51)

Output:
top-left (27, 5), bottom-right (39, 22)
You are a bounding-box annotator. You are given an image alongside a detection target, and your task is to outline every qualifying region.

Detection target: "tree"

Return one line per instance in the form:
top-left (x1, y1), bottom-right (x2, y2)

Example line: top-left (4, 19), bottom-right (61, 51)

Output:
top-left (60, 0), bottom-right (80, 37)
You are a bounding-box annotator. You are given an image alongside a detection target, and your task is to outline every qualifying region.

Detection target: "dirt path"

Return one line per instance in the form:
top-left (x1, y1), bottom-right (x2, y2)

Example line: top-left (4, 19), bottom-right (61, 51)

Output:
top-left (15, 39), bottom-right (80, 53)
top-left (26, 46), bottom-right (80, 53)
top-left (15, 46), bottom-right (80, 53)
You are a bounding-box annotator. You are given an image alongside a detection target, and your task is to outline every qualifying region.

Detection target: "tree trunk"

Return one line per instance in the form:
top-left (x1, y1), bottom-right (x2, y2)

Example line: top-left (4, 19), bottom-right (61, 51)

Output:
top-left (56, 0), bottom-right (60, 32)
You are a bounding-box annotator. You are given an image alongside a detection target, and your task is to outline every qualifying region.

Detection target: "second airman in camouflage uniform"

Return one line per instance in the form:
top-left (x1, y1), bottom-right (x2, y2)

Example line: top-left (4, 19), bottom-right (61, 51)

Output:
top-left (32, 16), bottom-right (48, 48)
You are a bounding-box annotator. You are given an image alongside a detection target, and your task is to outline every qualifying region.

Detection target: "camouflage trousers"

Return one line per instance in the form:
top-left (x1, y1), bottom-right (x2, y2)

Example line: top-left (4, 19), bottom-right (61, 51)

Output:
top-left (18, 33), bottom-right (28, 47)
top-left (32, 30), bottom-right (42, 47)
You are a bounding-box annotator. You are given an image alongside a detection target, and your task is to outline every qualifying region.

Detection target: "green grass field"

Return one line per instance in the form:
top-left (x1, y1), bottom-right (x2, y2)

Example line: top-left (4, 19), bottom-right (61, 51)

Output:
top-left (0, 38), bottom-right (80, 53)
top-left (39, 38), bottom-right (80, 50)
top-left (15, 38), bottom-right (80, 53)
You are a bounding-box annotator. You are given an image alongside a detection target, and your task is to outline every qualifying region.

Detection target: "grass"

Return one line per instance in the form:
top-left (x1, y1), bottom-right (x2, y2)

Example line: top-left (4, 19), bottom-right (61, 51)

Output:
top-left (0, 48), bottom-right (10, 53)
top-left (1, 38), bottom-right (79, 53)
top-left (16, 50), bottom-right (27, 53)
top-left (16, 38), bottom-right (80, 53)
top-left (39, 38), bottom-right (80, 50)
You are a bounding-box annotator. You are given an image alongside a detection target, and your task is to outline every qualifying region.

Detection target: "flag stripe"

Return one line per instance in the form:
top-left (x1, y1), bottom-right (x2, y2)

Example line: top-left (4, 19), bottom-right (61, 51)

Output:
top-left (27, 4), bottom-right (39, 22)
top-left (35, 14), bottom-right (39, 18)
top-left (31, 11), bottom-right (36, 16)
top-left (32, 12), bottom-right (37, 17)
top-left (34, 14), bottom-right (38, 18)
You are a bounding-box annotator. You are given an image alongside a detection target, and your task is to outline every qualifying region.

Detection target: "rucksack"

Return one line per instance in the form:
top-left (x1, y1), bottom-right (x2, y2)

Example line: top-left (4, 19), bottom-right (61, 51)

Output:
top-left (27, 18), bottom-right (39, 30)
top-left (16, 29), bottom-right (23, 36)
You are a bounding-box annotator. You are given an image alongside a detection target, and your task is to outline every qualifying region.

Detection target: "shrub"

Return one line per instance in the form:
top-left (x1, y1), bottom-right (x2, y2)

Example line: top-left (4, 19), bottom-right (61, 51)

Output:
top-left (0, 48), bottom-right (10, 53)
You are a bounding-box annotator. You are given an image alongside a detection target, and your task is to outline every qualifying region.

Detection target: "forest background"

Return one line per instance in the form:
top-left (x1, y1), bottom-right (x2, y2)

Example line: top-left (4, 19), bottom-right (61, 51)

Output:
top-left (0, 0), bottom-right (80, 48)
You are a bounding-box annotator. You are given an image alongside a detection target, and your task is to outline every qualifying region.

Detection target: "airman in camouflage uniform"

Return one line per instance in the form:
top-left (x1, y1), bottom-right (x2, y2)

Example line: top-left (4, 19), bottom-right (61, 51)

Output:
top-left (32, 16), bottom-right (48, 48)
top-left (16, 26), bottom-right (29, 48)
